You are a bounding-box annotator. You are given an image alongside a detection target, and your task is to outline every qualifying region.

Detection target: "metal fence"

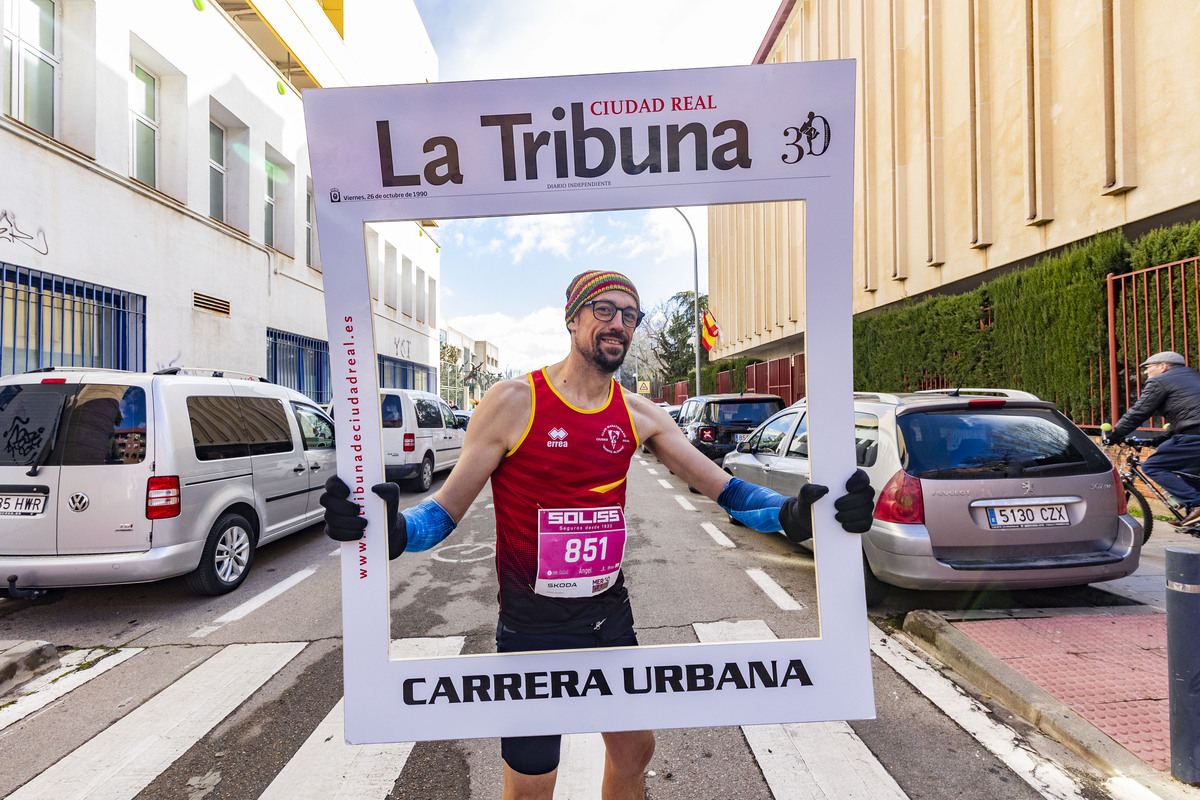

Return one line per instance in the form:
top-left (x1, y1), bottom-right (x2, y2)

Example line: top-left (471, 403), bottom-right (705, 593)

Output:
top-left (0, 262), bottom-right (145, 375)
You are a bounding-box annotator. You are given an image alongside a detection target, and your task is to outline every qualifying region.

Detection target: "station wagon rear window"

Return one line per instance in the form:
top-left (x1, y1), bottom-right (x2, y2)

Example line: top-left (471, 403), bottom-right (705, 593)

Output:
top-left (896, 407), bottom-right (1110, 479)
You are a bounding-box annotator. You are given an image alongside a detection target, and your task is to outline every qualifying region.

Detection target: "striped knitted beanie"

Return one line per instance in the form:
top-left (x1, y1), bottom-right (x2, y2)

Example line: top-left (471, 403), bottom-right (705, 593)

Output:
top-left (564, 270), bottom-right (640, 322)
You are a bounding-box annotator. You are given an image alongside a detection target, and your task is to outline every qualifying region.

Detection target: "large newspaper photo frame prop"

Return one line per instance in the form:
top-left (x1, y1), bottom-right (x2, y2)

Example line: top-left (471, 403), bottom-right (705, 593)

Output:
top-left (304, 60), bottom-right (868, 744)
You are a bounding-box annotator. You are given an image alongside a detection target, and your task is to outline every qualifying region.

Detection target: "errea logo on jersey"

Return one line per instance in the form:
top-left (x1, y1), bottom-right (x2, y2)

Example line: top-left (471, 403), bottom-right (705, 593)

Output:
top-left (547, 427), bottom-right (569, 448)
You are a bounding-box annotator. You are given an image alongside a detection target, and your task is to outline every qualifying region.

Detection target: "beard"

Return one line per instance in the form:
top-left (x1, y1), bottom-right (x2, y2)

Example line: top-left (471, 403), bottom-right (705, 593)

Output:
top-left (580, 332), bottom-right (628, 373)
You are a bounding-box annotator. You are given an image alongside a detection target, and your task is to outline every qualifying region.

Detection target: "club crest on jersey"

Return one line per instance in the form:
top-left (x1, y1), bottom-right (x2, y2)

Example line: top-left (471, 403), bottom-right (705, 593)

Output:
top-left (547, 427), bottom-right (569, 448)
top-left (597, 424), bottom-right (631, 454)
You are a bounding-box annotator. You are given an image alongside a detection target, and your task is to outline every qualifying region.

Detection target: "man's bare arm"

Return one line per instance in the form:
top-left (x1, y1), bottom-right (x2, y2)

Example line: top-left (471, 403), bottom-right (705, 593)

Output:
top-left (626, 394), bottom-right (730, 499)
top-left (431, 377), bottom-right (532, 521)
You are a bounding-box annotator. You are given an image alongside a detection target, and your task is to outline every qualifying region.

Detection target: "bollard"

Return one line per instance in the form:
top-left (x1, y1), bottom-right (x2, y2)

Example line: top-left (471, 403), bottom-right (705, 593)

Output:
top-left (1167, 546), bottom-right (1200, 785)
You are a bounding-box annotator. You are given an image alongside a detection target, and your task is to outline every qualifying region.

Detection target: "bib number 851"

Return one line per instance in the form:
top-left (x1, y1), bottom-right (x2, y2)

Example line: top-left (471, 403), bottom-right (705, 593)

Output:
top-left (564, 536), bottom-right (608, 563)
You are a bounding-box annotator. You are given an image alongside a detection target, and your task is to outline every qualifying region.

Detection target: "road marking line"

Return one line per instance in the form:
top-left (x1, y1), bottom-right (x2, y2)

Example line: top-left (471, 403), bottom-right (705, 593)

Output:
top-left (745, 568), bottom-right (804, 610)
top-left (259, 638), bottom-right (464, 800)
top-left (7, 642), bottom-right (305, 800)
top-left (694, 621), bottom-right (908, 800)
top-left (657, 479), bottom-right (672, 489)
top-left (869, 625), bottom-right (1090, 800)
top-left (0, 647), bottom-right (142, 732)
top-left (552, 732), bottom-right (606, 800)
top-left (674, 496), bottom-right (696, 511)
top-left (646, 468), bottom-right (658, 475)
top-left (701, 522), bottom-right (737, 548)
top-left (329, 547), bottom-right (341, 556)
top-left (191, 567), bottom-right (318, 638)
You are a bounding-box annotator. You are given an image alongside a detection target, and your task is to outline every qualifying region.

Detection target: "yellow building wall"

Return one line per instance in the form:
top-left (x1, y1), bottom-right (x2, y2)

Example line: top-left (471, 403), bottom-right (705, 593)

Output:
top-left (709, 0), bottom-right (1200, 362)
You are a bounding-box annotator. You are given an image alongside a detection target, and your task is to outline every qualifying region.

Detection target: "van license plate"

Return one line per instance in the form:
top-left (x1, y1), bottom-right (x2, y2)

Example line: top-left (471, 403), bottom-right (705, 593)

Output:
top-left (0, 494), bottom-right (46, 515)
top-left (734, 433), bottom-right (751, 443)
top-left (986, 504), bottom-right (1069, 528)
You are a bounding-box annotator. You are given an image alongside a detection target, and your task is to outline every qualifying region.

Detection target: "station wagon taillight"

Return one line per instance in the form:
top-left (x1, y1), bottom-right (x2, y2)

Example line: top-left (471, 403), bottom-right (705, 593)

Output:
top-left (403, 433), bottom-right (415, 452)
top-left (874, 470), bottom-right (924, 524)
top-left (699, 426), bottom-right (716, 442)
top-left (146, 476), bottom-right (181, 519)
top-left (1112, 466), bottom-right (1127, 515)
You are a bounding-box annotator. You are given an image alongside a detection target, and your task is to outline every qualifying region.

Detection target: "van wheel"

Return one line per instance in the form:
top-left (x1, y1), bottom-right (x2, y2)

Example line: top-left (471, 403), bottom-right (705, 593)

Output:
top-left (187, 513), bottom-right (255, 595)
top-left (862, 555), bottom-right (889, 607)
top-left (410, 455), bottom-right (434, 492)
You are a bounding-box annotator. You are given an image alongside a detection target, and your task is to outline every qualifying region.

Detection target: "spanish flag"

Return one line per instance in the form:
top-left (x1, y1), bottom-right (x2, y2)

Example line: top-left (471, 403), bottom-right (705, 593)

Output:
top-left (701, 309), bottom-right (721, 351)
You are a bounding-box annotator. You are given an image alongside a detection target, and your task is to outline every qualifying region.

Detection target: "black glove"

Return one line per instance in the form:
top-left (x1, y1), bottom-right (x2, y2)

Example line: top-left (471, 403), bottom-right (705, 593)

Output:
top-left (778, 482), bottom-right (830, 543)
top-left (319, 476), bottom-right (408, 559)
top-left (371, 482), bottom-right (408, 559)
top-left (320, 476), bottom-right (365, 541)
top-left (833, 469), bottom-right (876, 533)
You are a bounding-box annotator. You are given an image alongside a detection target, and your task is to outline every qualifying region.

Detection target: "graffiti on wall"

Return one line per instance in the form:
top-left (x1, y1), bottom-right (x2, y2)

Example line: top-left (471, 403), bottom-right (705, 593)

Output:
top-left (0, 209), bottom-right (49, 255)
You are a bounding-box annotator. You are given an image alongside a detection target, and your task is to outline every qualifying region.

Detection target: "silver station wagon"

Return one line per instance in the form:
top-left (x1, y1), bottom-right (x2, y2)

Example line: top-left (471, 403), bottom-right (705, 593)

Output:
top-left (722, 389), bottom-right (1143, 604)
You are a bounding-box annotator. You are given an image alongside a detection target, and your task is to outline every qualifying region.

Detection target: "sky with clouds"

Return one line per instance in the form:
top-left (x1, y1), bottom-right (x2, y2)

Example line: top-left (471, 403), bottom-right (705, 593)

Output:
top-left (410, 0), bottom-right (783, 374)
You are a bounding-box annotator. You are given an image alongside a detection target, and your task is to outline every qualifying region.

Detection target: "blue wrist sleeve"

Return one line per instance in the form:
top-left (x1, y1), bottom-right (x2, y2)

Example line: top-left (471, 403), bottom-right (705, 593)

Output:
top-left (717, 477), bottom-right (785, 533)
top-left (402, 499), bottom-right (457, 552)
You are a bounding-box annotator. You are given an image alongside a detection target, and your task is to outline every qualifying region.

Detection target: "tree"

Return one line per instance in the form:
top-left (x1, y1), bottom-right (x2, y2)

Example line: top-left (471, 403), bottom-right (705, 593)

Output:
top-left (648, 291), bottom-right (710, 385)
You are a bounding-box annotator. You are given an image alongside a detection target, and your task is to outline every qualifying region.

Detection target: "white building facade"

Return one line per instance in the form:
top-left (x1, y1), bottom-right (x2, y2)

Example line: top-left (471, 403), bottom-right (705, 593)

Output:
top-left (0, 0), bottom-right (439, 402)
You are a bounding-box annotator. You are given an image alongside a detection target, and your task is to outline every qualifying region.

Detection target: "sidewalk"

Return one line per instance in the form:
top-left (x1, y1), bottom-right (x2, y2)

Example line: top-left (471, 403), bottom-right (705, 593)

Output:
top-left (903, 525), bottom-right (1200, 799)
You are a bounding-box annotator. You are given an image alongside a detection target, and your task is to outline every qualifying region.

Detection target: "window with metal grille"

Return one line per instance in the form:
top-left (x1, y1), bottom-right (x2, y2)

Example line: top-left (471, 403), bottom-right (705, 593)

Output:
top-left (0, 263), bottom-right (145, 375)
top-left (266, 328), bottom-right (329, 404)
top-left (378, 354), bottom-right (433, 392)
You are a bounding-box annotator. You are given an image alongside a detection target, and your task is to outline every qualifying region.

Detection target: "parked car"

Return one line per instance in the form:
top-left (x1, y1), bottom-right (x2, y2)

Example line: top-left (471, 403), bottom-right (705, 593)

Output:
top-left (722, 389), bottom-right (1142, 605)
top-left (378, 389), bottom-right (464, 491)
top-left (453, 409), bottom-right (473, 430)
top-left (0, 367), bottom-right (336, 596)
top-left (676, 393), bottom-right (785, 462)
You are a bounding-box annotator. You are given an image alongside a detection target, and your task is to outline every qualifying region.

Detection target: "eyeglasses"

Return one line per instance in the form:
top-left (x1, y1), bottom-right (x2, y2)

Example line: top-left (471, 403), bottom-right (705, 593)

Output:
top-left (583, 300), bottom-right (644, 329)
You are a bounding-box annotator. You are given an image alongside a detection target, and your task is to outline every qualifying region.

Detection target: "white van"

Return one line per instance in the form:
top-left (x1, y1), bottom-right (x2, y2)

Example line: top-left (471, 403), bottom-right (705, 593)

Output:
top-left (0, 367), bottom-right (336, 595)
top-left (379, 389), bottom-right (464, 491)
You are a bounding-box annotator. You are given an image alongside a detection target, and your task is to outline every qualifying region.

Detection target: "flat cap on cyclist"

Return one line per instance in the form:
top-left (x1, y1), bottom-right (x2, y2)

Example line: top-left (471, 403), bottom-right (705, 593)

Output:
top-left (1141, 351), bottom-right (1187, 367)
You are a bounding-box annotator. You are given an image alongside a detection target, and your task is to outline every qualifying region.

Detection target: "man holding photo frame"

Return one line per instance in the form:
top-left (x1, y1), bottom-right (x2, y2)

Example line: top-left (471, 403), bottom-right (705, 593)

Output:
top-left (322, 267), bottom-right (875, 799)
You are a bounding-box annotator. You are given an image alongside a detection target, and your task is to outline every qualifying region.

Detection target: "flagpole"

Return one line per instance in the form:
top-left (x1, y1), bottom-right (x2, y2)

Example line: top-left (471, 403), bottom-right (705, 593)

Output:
top-left (673, 207), bottom-right (701, 399)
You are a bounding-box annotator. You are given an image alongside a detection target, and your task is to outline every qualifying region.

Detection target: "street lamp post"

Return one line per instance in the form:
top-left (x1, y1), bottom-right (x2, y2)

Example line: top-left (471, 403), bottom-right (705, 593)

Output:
top-left (673, 207), bottom-right (702, 399)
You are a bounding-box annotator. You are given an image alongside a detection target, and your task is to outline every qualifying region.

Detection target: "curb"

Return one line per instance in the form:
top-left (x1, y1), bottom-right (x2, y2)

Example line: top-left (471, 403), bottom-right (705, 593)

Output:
top-left (901, 610), bottom-right (1197, 799)
top-left (0, 639), bottom-right (59, 699)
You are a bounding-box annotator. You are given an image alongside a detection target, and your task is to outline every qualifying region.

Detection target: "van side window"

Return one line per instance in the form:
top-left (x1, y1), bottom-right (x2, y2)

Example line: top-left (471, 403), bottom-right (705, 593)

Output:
top-left (187, 395), bottom-right (293, 460)
top-left (189, 396), bottom-right (250, 460)
top-left (414, 397), bottom-right (443, 429)
top-left (240, 397), bottom-right (294, 456)
top-left (60, 385), bottom-right (148, 466)
top-left (294, 404), bottom-right (335, 450)
top-left (381, 394), bottom-right (404, 429)
top-left (440, 403), bottom-right (457, 428)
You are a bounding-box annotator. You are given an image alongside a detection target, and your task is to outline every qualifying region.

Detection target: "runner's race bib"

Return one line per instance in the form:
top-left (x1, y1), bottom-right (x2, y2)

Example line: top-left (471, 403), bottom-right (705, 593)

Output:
top-left (534, 506), bottom-right (626, 598)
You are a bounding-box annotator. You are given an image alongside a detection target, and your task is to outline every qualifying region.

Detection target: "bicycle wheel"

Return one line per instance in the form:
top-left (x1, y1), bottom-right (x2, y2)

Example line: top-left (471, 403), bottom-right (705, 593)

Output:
top-left (1126, 485), bottom-right (1153, 544)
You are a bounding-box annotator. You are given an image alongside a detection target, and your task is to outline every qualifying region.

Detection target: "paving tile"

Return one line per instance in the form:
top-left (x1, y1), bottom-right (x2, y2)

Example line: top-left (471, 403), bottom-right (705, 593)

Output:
top-left (953, 612), bottom-right (1171, 773)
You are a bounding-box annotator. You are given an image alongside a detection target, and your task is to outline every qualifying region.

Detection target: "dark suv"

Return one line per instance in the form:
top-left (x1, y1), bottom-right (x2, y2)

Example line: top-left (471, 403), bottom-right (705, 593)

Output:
top-left (676, 393), bottom-right (785, 462)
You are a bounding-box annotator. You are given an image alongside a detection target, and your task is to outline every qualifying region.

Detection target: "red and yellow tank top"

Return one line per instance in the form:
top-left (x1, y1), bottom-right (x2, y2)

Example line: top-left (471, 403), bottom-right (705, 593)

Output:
top-left (490, 368), bottom-right (640, 634)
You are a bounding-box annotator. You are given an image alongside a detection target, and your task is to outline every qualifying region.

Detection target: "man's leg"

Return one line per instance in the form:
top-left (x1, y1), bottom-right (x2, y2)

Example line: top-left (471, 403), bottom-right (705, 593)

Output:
top-left (600, 730), bottom-right (656, 800)
top-left (1143, 435), bottom-right (1200, 509)
top-left (501, 762), bottom-right (557, 800)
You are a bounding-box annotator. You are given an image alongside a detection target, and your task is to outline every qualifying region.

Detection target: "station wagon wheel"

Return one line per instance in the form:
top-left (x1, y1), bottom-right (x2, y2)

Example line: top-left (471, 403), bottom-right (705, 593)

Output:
top-left (410, 454), bottom-right (434, 492)
top-left (187, 512), bottom-right (255, 595)
top-left (1125, 486), bottom-right (1153, 544)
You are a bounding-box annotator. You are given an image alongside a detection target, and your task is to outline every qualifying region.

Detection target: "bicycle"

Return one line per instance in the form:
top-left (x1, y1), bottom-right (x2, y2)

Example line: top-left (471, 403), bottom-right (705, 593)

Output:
top-left (1101, 427), bottom-right (1200, 543)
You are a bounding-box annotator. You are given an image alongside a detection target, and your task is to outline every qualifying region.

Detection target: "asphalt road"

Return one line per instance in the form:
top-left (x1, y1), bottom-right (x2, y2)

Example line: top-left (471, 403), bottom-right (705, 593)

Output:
top-left (0, 453), bottom-right (1127, 799)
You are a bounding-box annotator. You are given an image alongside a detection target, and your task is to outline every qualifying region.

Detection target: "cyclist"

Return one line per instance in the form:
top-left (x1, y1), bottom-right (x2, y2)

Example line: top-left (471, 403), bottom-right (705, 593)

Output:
top-left (322, 269), bottom-right (876, 800)
top-left (1106, 350), bottom-right (1200, 526)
